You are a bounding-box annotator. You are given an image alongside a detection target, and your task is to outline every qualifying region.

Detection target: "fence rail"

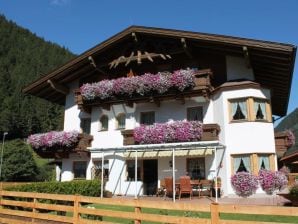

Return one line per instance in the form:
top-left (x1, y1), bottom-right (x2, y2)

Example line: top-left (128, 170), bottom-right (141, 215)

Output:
top-left (0, 190), bottom-right (298, 224)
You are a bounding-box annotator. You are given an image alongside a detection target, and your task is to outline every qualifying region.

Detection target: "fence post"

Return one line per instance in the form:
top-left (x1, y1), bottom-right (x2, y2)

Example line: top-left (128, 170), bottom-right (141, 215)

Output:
top-left (73, 194), bottom-right (80, 224)
top-left (134, 206), bottom-right (141, 224)
top-left (32, 193), bottom-right (37, 223)
top-left (210, 203), bottom-right (219, 224)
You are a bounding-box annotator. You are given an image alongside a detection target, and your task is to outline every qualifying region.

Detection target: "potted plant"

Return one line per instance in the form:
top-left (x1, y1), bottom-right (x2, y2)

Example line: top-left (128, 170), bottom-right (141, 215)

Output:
top-left (231, 172), bottom-right (259, 197)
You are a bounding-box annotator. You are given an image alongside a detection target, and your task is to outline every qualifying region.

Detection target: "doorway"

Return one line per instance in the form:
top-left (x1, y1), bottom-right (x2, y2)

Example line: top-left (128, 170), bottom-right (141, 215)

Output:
top-left (143, 159), bottom-right (158, 196)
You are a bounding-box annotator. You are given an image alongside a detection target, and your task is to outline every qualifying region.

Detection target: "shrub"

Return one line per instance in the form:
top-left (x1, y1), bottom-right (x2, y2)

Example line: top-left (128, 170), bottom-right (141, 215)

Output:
top-left (5, 180), bottom-right (101, 197)
top-left (231, 172), bottom-right (259, 197)
top-left (290, 184), bottom-right (298, 197)
top-left (258, 169), bottom-right (288, 195)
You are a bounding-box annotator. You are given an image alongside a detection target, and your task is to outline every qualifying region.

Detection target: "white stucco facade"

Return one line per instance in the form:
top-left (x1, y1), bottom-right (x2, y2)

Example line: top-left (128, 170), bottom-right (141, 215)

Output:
top-left (58, 56), bottom-right (277, 197)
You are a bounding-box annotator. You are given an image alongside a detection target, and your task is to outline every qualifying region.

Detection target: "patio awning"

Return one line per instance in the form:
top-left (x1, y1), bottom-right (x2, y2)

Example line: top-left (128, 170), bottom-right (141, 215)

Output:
top-left (123, 148), bottom-right (213, 158)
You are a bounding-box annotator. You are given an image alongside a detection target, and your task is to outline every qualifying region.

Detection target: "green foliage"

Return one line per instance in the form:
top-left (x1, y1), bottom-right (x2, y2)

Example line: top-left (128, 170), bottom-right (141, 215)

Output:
top-left (290, 184), bottom-right (298, 197)
top-left (1, 139), bottom-right (38, 181)
top-left (0, 14), bottom-right (75, 139)
top-left (5, 180), bottom-right (101, 197)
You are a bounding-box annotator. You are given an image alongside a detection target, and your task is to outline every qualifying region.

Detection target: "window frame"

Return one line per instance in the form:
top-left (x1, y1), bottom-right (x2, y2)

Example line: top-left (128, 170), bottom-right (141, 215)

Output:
top-left (187, 106), bottom-right (203, 122)
top-left (116, 113), bottom-right (126, 130)
top-left (140, 111), bottom-right (155, 125)
top-left (80, 118), bottom-right (91, 134)
top-left (99, 115), bottom-right (109, 131)
top-left (92, 160), bottom-right (109, 180)
top-left (73, 161), bottom-right (87, 179)
top-left (186, 157), bottom-right (206, 180)
top-left (229, 97), bottom-right (249, 122)
top-left (126, 160), bottom-right (142, 181)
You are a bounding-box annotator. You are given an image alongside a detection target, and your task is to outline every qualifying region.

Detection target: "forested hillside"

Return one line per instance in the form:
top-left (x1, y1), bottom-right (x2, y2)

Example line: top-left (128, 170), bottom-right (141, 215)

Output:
top-left (0, 15), bottom-right (75, 139)
top-left (275, 108), bottom-right (298, 155)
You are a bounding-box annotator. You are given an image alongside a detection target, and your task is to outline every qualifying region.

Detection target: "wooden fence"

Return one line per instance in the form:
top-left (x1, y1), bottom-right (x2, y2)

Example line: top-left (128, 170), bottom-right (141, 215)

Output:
top-left (0, 190), bottom-right (298, 224)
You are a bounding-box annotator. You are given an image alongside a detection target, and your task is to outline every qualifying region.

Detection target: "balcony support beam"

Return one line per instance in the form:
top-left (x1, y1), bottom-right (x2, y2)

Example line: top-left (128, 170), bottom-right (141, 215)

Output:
top-left (47, 79), bottom-right (69, 95)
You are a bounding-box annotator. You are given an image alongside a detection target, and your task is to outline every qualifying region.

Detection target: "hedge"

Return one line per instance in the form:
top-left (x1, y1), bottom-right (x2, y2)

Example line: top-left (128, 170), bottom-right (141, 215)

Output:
top-left (4, 180), bottom-right (101, 197)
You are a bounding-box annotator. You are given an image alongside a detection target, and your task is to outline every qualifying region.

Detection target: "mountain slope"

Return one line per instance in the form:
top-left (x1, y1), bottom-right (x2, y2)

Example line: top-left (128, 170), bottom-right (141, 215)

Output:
top-left (0, 15), bottom-right (75, 139)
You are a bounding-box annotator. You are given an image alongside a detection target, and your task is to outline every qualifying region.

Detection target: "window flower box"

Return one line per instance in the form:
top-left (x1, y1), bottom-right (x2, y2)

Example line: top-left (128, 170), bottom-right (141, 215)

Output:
top-left (75, 69), bottom-right (213, 112)
top-left (121, 123), bottom-right (220, 146)
top-left (27, 131), bottom-right (93, 158)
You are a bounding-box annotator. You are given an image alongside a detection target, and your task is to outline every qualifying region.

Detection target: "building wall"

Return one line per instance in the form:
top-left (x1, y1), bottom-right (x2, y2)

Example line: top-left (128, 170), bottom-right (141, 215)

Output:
top-left (226, 56), bottom-right (254, 81)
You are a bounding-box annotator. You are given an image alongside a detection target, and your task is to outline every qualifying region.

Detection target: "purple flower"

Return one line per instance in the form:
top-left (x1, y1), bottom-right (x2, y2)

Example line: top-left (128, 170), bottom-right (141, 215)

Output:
top-left (80, 69), bottom-right (196, 100)
top-left (231, 172), bottom-right (259, 197)
top-left (258, 169), bottom-right (288, 194)
top-left (27, 130), bottom-right (80, 150)
top-left (133, 120), bottom-right (203, 144)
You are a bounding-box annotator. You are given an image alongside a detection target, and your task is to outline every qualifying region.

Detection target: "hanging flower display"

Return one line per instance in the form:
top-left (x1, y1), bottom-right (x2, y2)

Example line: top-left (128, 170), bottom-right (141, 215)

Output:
top-left (27, 130), bottom-right (80, 150)
top-left (80, 69), bottom-right (196, 100)
top-left (258, 169), bottom-right (288, 195)
top-left (231, 172), bottom-right (259, 197)
top-left (133, 120), bottom-right (203, 144)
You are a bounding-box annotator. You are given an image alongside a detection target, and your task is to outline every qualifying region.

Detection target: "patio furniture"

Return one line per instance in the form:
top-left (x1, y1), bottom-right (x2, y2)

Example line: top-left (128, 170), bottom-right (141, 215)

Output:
top-left (156, 179), bottom-right (166, 197)
top-left (179, 176), bottom-right (193, 200)
top-left (199, 179), bottom-right (212, 197)
top-left (164, 177), bottom-right (179, 199)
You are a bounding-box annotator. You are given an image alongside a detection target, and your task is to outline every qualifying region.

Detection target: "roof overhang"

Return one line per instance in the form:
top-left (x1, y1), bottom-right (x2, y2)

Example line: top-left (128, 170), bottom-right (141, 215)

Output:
top-left (23, 26), bottom-right (296, 116)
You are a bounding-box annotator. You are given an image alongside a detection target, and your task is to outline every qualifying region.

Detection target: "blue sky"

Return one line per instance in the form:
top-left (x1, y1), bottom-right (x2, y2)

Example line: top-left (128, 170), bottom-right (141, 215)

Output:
top-left (0, 0), bottom-right (297, 118)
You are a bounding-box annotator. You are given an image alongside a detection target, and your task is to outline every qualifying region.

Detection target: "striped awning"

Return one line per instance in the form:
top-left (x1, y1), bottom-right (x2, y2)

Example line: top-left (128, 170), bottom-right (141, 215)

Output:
top-left (123, 148), bottom-right (213, 158)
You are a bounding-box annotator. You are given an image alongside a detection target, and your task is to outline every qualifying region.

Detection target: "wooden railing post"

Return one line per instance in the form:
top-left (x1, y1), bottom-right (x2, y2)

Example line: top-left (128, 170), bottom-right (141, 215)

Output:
top-left (210, 203), bottom-right (219, 224)
top-left (134, 203), bottom-right (141, 224)
top-left (73, 194), bottom-right (80, 224)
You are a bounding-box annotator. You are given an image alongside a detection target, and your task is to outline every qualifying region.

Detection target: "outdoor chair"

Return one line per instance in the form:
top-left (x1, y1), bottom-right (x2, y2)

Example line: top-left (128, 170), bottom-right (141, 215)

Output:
top-left (179, 176), bottom-right (193, 200)
top-left (199, 179), bottom-right (212, 197)
top-left (164, 177), bottom-right (179, 199)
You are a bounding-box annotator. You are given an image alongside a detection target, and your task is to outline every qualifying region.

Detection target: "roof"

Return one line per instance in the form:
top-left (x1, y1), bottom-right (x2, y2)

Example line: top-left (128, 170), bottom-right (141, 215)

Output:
top-left (280, 151), bottom-right (298, 163)
top-left (23, 26), bottom-right (296, 116)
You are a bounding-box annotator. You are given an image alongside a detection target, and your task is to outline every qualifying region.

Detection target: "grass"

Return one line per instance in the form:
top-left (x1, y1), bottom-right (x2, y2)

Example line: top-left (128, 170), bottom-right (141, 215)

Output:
top-left (80, 203), bottom-right (298, 224)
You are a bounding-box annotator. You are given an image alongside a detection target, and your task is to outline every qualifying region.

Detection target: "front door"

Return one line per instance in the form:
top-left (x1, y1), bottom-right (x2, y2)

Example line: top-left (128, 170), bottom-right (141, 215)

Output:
top-left (143, 159), bottom-right (158, 195)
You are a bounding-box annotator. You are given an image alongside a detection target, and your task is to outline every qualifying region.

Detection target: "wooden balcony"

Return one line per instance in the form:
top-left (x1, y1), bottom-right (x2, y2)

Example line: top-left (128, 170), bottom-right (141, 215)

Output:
top-left (121, 123), bottom-right (220, 146)
top-left (275, 131), bottom-right (291, 158)
top-left (34, 133), bottom-right (93, 159)
top-left (75, 69), bottom-right (213, 112)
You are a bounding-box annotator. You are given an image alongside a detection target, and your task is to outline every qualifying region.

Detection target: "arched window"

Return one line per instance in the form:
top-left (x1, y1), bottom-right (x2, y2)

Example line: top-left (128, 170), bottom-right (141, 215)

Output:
top-left (99, 115), bottom-right (109, 131)
top-left (116, 113), bottom-right (126, 129)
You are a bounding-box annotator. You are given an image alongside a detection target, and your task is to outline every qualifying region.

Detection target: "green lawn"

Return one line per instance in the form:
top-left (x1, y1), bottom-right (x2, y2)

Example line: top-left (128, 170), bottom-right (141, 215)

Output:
top-left (80, 203), bottom-right (298, 224)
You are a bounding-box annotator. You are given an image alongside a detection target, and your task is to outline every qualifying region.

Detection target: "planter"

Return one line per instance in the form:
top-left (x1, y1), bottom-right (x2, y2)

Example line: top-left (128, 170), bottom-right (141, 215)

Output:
top-left (278, 194), bottom-right (298, 206)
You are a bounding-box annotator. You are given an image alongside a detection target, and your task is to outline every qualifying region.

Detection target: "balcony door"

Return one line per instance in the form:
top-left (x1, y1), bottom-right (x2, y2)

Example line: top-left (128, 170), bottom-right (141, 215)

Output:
top-left (143, 159), bottom-right (158, 196)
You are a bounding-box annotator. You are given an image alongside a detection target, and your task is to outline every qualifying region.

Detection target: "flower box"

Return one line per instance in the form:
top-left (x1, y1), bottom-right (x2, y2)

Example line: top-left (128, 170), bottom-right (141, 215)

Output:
top-left (28, 131), bottom-right (93, 158)
top-left (121, 123), bottom-right (220, 146)
top-left (75, 69), bottom-right (213, 112)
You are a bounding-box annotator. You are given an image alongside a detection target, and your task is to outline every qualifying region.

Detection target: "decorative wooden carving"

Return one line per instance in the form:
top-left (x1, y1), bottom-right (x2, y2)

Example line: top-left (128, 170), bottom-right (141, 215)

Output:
top-left (47, 79), bottom-right (69, 95)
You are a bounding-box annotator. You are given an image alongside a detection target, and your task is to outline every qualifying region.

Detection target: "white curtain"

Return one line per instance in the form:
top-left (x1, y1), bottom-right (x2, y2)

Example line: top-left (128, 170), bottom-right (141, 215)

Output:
top-left (258, 156), bottom-right (270, 170)
top-left (233, 157), bottom-right (242, 173)
top-left (242, 156), bottom-right (251, 172)
top-left (231, 102), bottom-right (238, 118)
top-left (254, 101), bottom-right (266, 120)
top-left (238, 101), bottom-right (247, 118)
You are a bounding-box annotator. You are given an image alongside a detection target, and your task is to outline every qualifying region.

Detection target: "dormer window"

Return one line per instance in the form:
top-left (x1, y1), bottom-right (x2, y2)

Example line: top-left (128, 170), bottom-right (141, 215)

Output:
top-left (230, 99), bottom-right (248, 121)
top-left (116, 113), bottom-right (126, 130)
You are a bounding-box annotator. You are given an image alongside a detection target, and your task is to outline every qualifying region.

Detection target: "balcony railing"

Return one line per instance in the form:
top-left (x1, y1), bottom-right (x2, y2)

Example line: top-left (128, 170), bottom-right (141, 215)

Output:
top-left (121, 123), bottom-right (220, 146)
top-left (33, 133), bottom-right (93, 159)
top-left (75, 69), bottom-right (213, 112)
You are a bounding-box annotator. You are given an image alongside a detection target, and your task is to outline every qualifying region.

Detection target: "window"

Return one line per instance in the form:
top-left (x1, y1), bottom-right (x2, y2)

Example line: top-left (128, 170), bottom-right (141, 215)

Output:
top-left (99, 115), bottom-right (109, 131)
top-left (73, 161), bottom-right (87, 179)
top-left (126, 160), bottom-right (141, 181)
top-left (230, 99), bottom-right (248, 121)
top-left (187, 107), bottom-right (203, 121)
top-left (92, 160), bottom-right (109, 180)
top-left (229, 97), bottom-right (272, 122)
top-left (80, 118), bottom-right (91, 134)
top-left (187, 158), bottom-right (205, 180)
top-left (258, 155), bottom-right (270, 171)
top-left (232, 155), bottom-right (251, 174)
top-left (116, 113), bottom-right (126, 129)
top-left (254, 99), bottom-right (267, 120)
top-left (140, 112), bottom-right (155, 125)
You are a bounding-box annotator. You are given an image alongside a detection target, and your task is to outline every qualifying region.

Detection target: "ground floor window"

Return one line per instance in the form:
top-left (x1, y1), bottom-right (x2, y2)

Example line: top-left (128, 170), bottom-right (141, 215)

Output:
top-left (126, 160), bottom-right (141, 181)
top-left (73, 161), bottom-right (87, 179)
top-left (231, 153), bottom-right (275, 175)
top-left (92, 160), bottom-right (109, 180)
top-left (187, 157), bottom-right (205, 180)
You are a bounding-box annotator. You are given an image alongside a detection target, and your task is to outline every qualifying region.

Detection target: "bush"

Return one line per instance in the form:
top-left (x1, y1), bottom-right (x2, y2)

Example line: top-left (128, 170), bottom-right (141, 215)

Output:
top-left (290, 184), bottom-right (298, 197)
top-left (5, 180), bottom-right (101, 197)
top-left (231, 172), bottom-right (259, 197)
